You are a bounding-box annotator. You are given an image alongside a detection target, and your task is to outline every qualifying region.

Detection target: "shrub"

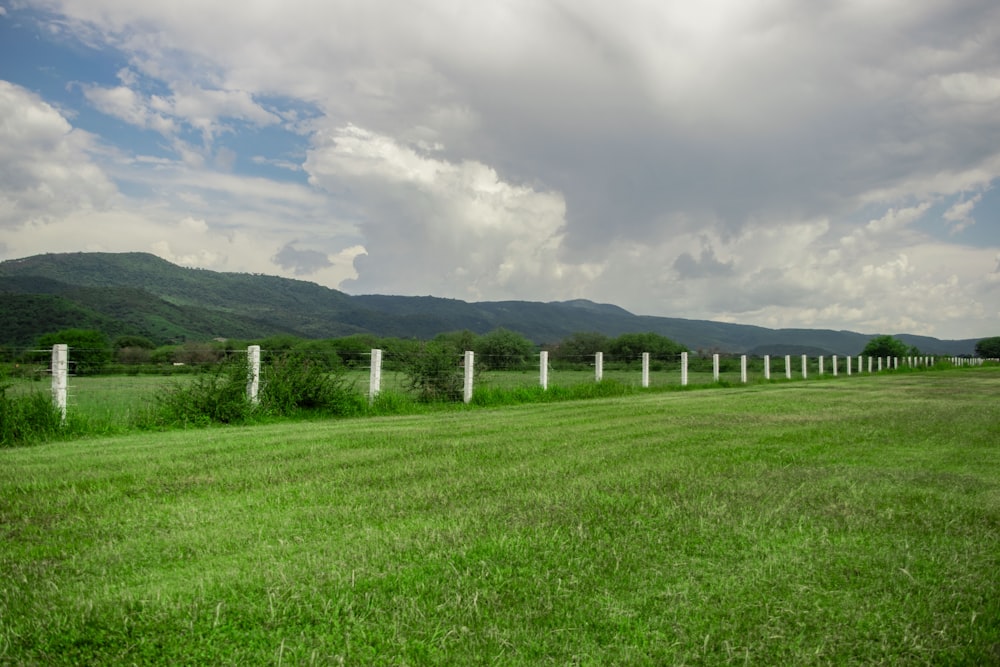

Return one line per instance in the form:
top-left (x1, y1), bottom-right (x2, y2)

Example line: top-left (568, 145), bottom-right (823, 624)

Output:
top-left (258, 353), bottom-right (362, 417)
top-left (153, 359), bottom-right (253, 427)
top-left (403, 340), bottom-right (467, 402)
top-left (0, 381), bottom-right (63, 447)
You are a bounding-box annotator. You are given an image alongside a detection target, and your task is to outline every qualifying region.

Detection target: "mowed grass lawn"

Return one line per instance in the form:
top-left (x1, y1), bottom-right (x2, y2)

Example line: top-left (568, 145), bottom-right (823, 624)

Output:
top-left (2, 370), bottom-right (998, 665)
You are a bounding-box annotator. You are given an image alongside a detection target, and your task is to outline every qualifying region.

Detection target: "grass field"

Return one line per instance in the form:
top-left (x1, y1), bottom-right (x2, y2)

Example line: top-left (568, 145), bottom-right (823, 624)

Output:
top-left (1, 368), bottom-right (998, 665)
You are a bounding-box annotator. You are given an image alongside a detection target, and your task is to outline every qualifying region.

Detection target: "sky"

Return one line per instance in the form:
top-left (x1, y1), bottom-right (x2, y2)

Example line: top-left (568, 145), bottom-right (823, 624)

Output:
top-left (1, 0), bottom-right (999, 340)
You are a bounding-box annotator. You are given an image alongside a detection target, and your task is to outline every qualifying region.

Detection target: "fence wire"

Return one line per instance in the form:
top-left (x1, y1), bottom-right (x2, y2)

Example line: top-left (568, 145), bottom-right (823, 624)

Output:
top-left (2, 343), bottom-right (961, 428)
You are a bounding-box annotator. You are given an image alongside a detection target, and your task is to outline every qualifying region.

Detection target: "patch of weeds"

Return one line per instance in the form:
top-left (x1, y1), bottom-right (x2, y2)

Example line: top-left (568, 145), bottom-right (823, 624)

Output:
top-left (0, 380), bottom-right (63, 447)
top-left (149, 359), bottom-right (253, 427)
top-left (258, 353), bottom-right (364, 417)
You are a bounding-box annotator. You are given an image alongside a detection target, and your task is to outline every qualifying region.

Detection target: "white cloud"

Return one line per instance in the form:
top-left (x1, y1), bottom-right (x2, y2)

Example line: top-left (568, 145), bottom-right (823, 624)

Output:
top-left (943, 193), bottom-right (983, 234)
top-left (304, 123), bottom-right (602, 299)
top-left (0, 80), bottom-right (117, 228)
top-left (4, 1), bottom-right (1000, 339)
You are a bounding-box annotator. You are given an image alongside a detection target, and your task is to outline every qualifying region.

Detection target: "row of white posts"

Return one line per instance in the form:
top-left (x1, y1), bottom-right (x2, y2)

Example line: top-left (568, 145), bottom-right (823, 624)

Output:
top-left (46, 344), bottom-right (960, 417)
top-left (364, 349), bottom-right (941, 404)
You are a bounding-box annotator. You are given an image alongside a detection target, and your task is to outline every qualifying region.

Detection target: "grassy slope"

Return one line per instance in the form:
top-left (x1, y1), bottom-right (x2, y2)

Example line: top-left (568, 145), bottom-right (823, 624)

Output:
top-left (1, 370), bottom-right (998, 665)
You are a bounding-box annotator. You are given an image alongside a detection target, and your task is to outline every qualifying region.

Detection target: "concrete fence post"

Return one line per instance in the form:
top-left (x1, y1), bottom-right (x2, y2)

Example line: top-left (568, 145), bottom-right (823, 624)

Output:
top-left (369, 348), bottom-right (383, 403)
top-left (641, 352), bottom-right (650, 388)
top-left (681, 352), bottom-right (689, 386)
top-left (247, 345), bottom-right (261, 405)
top-left (463, 351), bottom-right (475, 404)
top-left (801, 354), bottom-right (808, 379)
top-left (713, 353), bottom-right (720, 383)
top-left (595, 351), bottom-right (603, 382)
top-left (785, 354), bottom-right (792, 380)
top-left (740, 355), bottom-right (748, 384)
top-left (51, 344), bottom-right (68, 424)
top-left (819, 356), bottom-right (825, 376)
top-left (847, 355), bottom-right (852, 375)
top-left (764, 354), bottom-right (771, 380)
top-left (832, 355), bottom-right (838, 377)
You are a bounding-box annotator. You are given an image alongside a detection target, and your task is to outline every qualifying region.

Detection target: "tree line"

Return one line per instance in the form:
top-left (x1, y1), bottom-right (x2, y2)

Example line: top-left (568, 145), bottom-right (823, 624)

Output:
top-left (4, 328), bottom-right (999, 377)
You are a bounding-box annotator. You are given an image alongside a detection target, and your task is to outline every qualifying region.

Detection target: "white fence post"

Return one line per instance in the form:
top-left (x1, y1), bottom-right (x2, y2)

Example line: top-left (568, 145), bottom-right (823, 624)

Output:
top-left (51, 344), bottom-right (68, 424)
top-left (540, 351), bottom-right (549, 390)
top-left (246, 345), bottom-right (261, 405)
top-left (764, 354), bottom-right (771, 380)
top-left (868, 356), bottom-right (873, 373)
top-left (801, 354), bottom-right (808, 379)
top-left (847, 355), bottom-right (852, 375)
top-left (463, 351), bottom-right (475, 404)
top-left (832, 355), bottom-right (838, 377)
top-left (785, 355), bottom-right (792, 380)
top-left (595, 351), bottom-right (603, 382)
top-left (712, 353), bottom-right (720, 382)
top-left (818, 356), bottom-right (825, 376)
top-left (641, 352), bottom-right (650, 388)
top-left (740, 355), bottom-right (748, 384)
top-left (877, 357), bottom-right (883, 372)
top-left (369, 348), bottom-right (383, 403)
top-left (681, 352), bottom-right (689, 386)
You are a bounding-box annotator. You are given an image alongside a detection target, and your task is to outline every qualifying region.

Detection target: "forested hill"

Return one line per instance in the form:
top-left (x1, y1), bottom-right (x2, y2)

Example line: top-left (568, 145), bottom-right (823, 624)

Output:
top-left (0, 252), bottom-right (980, 355)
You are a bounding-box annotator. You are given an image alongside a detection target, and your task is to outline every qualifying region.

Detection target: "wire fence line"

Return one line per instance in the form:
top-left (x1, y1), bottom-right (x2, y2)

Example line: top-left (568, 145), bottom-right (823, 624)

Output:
top-left (3, 343), bottom-right (979, 425)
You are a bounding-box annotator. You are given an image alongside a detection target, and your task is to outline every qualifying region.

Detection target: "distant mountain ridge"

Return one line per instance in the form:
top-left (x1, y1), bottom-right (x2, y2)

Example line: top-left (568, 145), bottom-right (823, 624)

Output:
top-left (0, 252), bottom-right (981, 355)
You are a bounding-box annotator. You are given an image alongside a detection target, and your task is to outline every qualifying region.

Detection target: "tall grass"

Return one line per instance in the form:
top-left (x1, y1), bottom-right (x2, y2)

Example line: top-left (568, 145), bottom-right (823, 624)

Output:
top-left (1, 369), bottom-right (998, 664)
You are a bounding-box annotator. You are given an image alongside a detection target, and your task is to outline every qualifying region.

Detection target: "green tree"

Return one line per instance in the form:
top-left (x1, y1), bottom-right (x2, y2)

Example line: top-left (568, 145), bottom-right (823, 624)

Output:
top-left (609, 332), bottom-right (687, 363)
top-left (552, 332), bottom-right (612, 362)
top-left (37, 329), bottom-right (111, 375)
top-left (434, 330), bottom-right (480, 352)
top-left (113, 335), bottom-right (155, 350)
top-left (330, 334), bottom-right (379, 367)
top-left (974, 336), bottom-right (1000, 359)
top-left (860, 335), bottom-right (909, 359)
top-left (475, 328), bottom-right (536, 371)
top-left (113, 335), bottom-right (156, 365)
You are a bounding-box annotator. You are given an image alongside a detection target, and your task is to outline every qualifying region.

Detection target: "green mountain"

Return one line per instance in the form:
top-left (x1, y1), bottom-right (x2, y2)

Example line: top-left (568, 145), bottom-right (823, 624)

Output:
top-left (0, 252), bottom-right (981, 355)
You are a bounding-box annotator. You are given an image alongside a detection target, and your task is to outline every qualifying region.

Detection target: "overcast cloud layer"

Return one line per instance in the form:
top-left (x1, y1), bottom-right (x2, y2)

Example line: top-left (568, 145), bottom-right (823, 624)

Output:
top-left (1, 0), bottom-right (999, 339)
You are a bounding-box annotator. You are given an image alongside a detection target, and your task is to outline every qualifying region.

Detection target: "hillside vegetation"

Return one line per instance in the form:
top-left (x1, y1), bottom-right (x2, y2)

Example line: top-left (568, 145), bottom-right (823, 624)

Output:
top-left (0, 252), bottom-right (980, 355)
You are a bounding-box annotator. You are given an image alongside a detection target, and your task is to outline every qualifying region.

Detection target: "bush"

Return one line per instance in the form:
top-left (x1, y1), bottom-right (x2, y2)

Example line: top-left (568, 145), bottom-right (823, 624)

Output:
top-left (0, 381), bottom-right (63, 447)
top-left (403, 340), bottom-right (467, 402)
top-left (153, 359), bottom-right (253, 427)
top-left (258, 353), bottom-right (362, 417)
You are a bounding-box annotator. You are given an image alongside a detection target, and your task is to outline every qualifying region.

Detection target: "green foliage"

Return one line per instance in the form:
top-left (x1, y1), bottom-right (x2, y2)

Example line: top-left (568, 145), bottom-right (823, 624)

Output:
top-left (402, 339), bottom-right (467, 402)
top-left (433, 329), bottom-right (479, 351)
top-left (0, 380), bottom-right (63, 447)
top-left (258, 353), bottom-right (362, 417)
top-left (475, 328), bottom-right (536, 370)
top-left (37, 328), bottom-right (111, 375)
top-left (975, 336), bottom-right (1000, 358)
top-left (153, 359), bottom-right (252, 426)
top-left (379, 337), bottom-right (422, 371)
top-left (112, 335), bottom-right (155, 350)
top-left (329, 334), bottom-right (379, 367)
top-left (861, 335), bottom-right (910, 358)
top-left (553, 331), bottom-right (612, 363)
top-left (608, 331), bottom-right (687, 362)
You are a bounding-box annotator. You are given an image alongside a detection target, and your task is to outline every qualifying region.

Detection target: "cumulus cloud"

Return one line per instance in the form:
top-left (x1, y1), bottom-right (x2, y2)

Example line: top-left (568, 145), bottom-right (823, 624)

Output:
top-left (0, 80), bottom-right (117, 228)
top-left (304, 124), bottom-right (602, 299)
top-left (2, 0), bottom-right (999, 338)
